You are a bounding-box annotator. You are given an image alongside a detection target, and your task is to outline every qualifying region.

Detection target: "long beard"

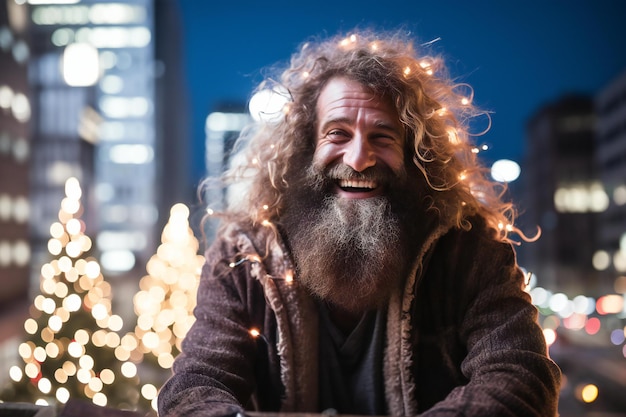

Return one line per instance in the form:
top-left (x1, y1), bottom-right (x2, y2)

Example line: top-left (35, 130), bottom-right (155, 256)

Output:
top-left (280, 163), bottom-right (418, 314)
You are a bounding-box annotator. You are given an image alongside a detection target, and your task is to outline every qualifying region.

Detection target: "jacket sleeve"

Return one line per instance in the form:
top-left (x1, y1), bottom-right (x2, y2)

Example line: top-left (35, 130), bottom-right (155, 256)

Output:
top-left (157, 235), bottom-right (258, 417)
top-left (421, 226), bottom-right (561, 416)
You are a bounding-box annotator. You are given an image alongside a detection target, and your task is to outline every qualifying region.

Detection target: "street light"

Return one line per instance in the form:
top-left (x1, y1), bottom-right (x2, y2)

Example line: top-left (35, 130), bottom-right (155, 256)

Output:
top-left (490, 159), bottom-right (521, 183)
top-left (248, 86), bottom-right (290, 123)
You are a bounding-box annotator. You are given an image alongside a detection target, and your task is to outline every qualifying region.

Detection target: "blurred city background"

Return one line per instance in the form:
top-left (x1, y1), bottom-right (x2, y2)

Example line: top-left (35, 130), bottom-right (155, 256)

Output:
top-left (0, 0), bottom-right (625, 415)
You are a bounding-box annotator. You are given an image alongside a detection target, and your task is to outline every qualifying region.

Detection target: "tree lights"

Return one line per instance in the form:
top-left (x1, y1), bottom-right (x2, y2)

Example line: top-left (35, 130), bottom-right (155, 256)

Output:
top-left (0, 177), bottom-right (142, 410)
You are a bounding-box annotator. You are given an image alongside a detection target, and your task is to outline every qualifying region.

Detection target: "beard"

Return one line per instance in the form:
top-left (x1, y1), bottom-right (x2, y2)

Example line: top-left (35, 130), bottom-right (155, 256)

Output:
top-left (280, 160), bottom-right (422, 315)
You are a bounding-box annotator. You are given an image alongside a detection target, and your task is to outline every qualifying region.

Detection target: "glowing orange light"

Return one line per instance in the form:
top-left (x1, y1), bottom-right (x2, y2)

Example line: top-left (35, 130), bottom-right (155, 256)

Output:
top-left (577, 384), bottom-right (598, 403)
top-left (285, 270), bottom-right (294, 283)
top-left (596, 294), bottom-right (623, 315)
top-left (249, 328), bottom-right (260, 338)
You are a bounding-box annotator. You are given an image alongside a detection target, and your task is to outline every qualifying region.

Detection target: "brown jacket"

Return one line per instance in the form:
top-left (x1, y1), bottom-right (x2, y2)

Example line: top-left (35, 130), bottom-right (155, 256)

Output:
top-left (158, 216), bottom-right (561, 416)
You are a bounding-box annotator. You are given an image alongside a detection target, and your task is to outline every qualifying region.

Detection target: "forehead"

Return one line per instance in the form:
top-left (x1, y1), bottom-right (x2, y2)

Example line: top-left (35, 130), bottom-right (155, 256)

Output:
top-left (316, 76), bottom-right (398, 116)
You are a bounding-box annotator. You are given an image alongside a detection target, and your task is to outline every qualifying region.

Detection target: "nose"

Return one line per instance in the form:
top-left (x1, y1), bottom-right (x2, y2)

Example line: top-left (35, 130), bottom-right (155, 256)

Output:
top-left (343, 135), bottom-right (376, 172)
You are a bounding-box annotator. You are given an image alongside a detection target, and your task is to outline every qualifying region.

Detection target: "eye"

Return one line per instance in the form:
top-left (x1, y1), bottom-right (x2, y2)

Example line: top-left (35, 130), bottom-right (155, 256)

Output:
top-left (327, 129), bottom-right (349, 140)
top-left (372, 134), bottom-right (398, 146)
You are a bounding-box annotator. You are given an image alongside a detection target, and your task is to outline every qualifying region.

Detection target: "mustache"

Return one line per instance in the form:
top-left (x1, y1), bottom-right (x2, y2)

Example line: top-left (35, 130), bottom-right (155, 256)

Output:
top-left (309, 162), bottom-right (405, 189)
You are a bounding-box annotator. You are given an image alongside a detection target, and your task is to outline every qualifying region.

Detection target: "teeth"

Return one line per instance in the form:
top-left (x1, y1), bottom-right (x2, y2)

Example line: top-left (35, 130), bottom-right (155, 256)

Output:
top-left (338, 179), bottom-right (377, 189)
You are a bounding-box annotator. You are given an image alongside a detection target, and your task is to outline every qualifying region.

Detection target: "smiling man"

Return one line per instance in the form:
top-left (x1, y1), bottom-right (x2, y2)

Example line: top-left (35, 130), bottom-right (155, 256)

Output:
top-left (158, 30), bottom-right (561, 417)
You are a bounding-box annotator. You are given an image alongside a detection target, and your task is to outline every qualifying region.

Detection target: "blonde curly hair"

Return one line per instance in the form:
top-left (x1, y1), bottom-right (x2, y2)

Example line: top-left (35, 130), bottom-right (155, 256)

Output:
top-left (203, 29), bottom-right (527, 244)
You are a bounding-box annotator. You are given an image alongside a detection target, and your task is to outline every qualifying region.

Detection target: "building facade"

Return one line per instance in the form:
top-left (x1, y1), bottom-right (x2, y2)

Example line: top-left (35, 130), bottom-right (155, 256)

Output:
top-left (519, 95), bottom-right (603, 296)
top-left (0, 0), bottom-right (31, 387)
top-left (595, 70), bottom-right (626, 293)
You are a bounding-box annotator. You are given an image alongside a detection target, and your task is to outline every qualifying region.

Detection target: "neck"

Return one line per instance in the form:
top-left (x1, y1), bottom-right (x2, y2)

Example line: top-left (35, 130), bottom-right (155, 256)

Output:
top-left (324, 302), bottom-right (364, 335)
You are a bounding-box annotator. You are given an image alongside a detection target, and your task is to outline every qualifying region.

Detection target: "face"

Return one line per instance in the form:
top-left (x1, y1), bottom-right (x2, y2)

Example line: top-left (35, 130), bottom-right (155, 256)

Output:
top-left (279, 77), bottom-right (418, 314)
top-left (313, 76), bottom-right (405, 199)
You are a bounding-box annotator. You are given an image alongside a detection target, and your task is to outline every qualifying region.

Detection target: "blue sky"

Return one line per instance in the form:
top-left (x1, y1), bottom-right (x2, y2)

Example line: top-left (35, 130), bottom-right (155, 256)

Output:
top-left (177, 1), bottom-right (626, 183)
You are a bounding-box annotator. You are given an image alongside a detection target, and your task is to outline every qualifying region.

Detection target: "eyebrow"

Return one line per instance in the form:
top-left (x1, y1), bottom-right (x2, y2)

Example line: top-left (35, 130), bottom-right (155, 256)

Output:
top-left (319, 117), bottom-right (403, 137)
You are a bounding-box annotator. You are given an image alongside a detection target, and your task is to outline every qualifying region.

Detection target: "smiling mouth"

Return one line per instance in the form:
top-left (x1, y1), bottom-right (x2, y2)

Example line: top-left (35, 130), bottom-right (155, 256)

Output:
top-left (337, 178), bottom-right (378, 193)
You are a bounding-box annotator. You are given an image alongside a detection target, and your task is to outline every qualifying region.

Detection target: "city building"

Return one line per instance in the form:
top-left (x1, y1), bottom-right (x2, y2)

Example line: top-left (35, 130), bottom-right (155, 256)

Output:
top-left (519, 94), bottom-right (604, 296)
top-left (0, 0), bottom-right (32, 375)
top-left (595, 70), bottom-right (626, 293)
top-left (0, 0), bottom-right (189, 387)
top-left (201, 102), bottom-right (250, 242)
top-left (24, 0), bottom-right (188, 280)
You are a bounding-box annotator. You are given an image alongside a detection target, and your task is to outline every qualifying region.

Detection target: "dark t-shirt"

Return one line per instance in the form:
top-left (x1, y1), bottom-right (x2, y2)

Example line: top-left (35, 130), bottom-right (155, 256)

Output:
top-left (317, 303), bottom-right (387, 414)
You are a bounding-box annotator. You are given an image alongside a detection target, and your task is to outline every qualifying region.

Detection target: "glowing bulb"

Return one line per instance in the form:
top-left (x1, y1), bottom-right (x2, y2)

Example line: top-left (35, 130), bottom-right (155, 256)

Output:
top-left (56, 387), bottom-right (70, 404)
top-left (93, 392), bottom-right (107, 406)
top-left (9, 366), bottom-right (23, 382)
top-left (141, 384), bottom-right (158, 400)
top-left (38, 378), bottom-right (52, 394)
top-left (249, 328), bottom-right (260, 337)
top-left (580, 384), bottom-right (598, 403)
top-left (85, 260), bottom-right (101, 278)
top-left (543, 328), bottom-right (556, 346)
top-left (121, 361), bottom-right (137, 378)
top-left (68, 341), bottom-right (84, 358)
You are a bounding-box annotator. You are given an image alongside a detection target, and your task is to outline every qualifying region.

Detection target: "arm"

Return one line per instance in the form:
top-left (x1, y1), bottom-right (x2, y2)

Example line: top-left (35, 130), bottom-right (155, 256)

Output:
top-left (157, 237), bottom-right (258, 417)
top-left (422, 227), bottom-right (561, 416)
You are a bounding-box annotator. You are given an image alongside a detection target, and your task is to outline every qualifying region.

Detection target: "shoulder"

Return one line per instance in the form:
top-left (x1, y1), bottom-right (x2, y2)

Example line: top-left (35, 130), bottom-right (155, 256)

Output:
top-left (434, 214), bottom-right (521, 282)
top-left (204, 221), bottom-right (292, 278)
top-left (438, 215), bottom-right (510, 253)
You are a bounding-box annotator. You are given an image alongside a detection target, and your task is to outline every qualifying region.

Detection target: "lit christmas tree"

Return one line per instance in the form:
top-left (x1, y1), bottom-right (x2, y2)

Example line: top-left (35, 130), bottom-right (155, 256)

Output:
top-left (0, 177), bottom-right (144, 411)
top-left (128, 203), bottom-right (205, 410)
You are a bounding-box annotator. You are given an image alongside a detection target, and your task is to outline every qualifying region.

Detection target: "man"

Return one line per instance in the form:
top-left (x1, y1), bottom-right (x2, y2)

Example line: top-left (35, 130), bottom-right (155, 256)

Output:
top-left (158, 30), bottom-right (561, 416)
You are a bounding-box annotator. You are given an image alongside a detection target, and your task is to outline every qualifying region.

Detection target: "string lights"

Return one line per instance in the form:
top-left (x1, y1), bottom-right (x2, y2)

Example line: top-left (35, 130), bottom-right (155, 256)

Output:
top-left (126, 203), bottom-right (205, 410)
top-left (3, 177), bottom-right (143, 410)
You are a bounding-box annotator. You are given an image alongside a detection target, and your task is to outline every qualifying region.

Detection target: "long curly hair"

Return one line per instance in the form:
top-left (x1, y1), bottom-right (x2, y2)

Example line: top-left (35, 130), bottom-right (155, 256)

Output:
top-left (202, 29), bottom-right (528, 244)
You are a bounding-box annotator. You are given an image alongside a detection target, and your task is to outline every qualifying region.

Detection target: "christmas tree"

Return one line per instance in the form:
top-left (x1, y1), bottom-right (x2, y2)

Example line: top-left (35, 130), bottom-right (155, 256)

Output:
top-left (127, 202), bottom-right (205, 408)
top-left (1, 177), bottom-right (145, 411)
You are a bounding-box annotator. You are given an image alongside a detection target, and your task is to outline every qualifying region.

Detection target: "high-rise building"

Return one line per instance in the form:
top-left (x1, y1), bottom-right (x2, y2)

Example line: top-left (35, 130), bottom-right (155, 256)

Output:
top-left (0, 0), bottom-right (189, 391)
top-left (201, 102), bottom-right (250, 242)
top-left (0, 0), bottom-right (31, 385)
top-left (25, 0), bottom-right (188, 285)
top-left (519, 95), bottom-right (604, 296)
top-left (595, 70), bottom-right (626, 293)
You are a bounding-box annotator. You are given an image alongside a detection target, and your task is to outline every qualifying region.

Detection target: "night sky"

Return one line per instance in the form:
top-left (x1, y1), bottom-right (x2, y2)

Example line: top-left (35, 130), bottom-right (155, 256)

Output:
top-left (176, 0), bottom-right (626, 184)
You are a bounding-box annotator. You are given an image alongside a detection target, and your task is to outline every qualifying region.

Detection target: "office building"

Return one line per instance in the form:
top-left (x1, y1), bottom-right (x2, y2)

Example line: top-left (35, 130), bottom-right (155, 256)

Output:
top-left (520, 95), bottom-right (603, 295)
top-left (595, 70), bottom-right (626, 293)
